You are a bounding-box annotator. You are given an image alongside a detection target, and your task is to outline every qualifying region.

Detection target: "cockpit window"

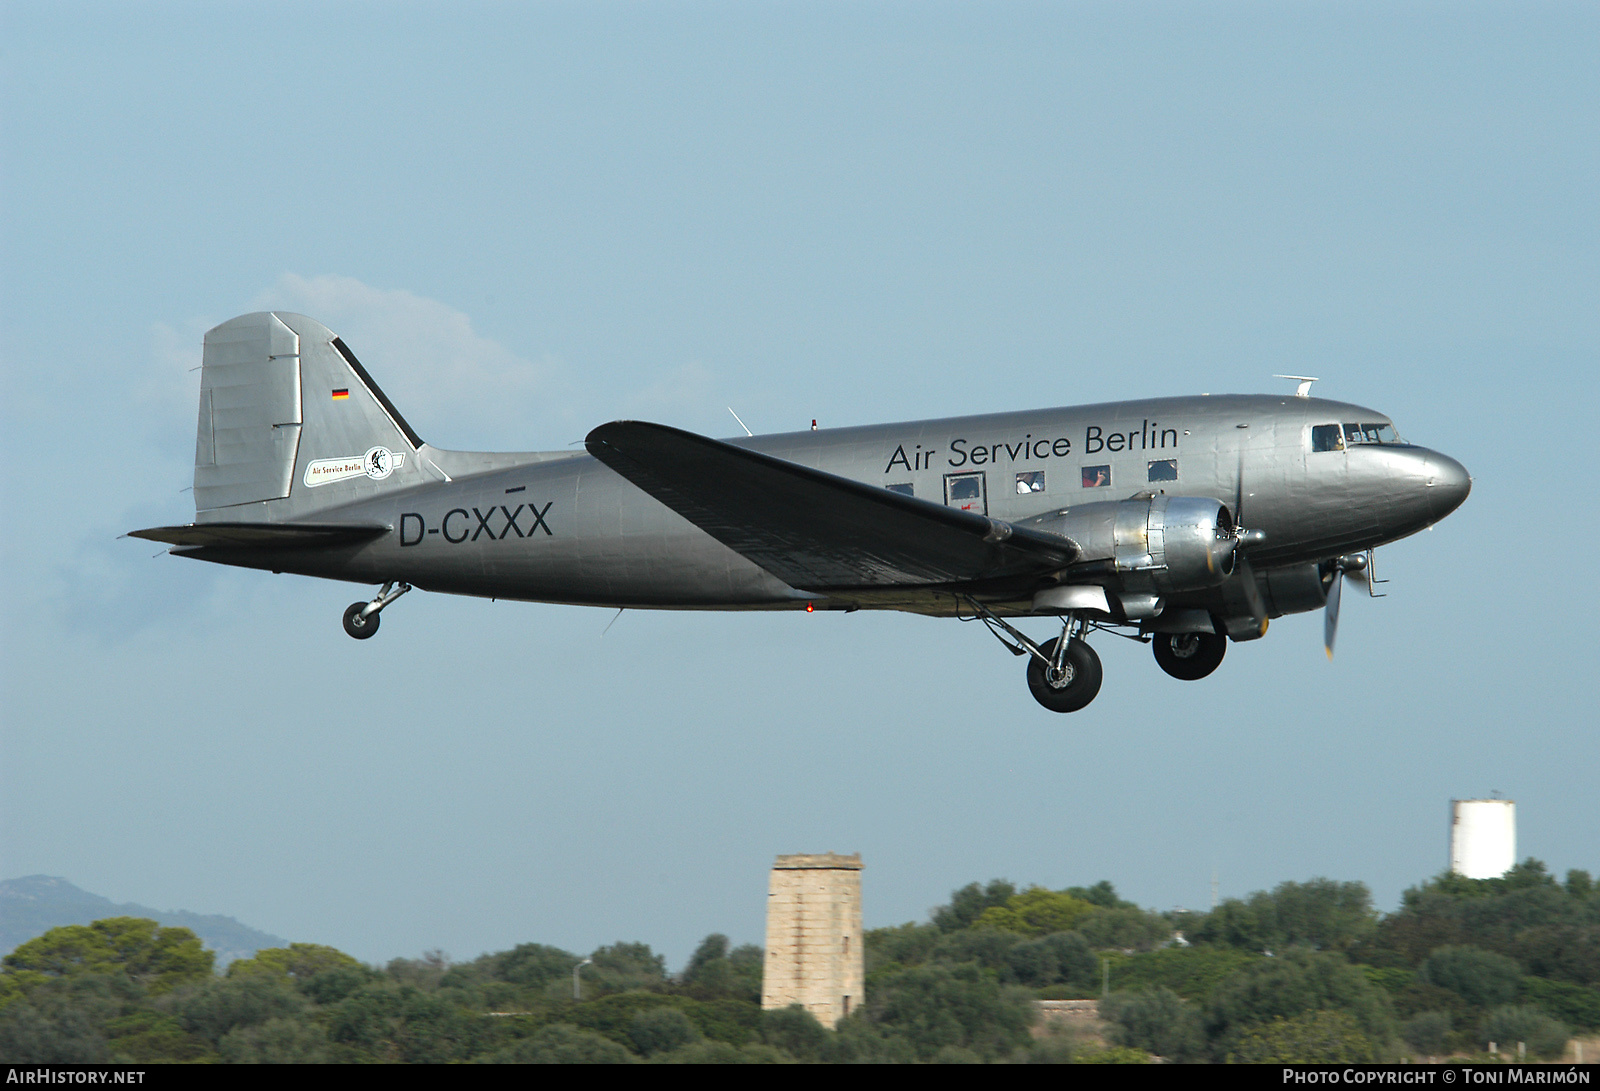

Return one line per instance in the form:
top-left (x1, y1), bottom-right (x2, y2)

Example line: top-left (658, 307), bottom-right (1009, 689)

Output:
top-left (1343, 422), bottom-right (1400, 446)
top-left (1311, 424), bottom-right (1344, 452)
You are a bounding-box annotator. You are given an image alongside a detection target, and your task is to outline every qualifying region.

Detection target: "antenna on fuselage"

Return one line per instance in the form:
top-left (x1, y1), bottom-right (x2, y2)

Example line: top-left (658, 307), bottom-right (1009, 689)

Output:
top-left (727, 407), bottom-right (754, 437)
top-left (1273, 374), bottom-right (1320, 398)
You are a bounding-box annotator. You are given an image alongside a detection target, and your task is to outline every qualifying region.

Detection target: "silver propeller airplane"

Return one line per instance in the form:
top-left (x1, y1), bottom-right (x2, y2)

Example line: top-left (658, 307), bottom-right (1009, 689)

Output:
top-left (132, 312), bottom-right (1471, 713)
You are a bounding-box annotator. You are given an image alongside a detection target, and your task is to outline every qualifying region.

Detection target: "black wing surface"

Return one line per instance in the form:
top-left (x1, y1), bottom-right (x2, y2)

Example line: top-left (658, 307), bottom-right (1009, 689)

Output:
top-left (585, 421), bottom-right (1076, 589)
top-left (128, 523), bottom-right (389, 549)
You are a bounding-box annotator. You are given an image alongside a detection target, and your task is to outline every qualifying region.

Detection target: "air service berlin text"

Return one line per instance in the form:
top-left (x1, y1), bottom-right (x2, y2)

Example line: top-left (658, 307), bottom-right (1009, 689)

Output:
top-left (884, 420), bottom-right (1181, 474)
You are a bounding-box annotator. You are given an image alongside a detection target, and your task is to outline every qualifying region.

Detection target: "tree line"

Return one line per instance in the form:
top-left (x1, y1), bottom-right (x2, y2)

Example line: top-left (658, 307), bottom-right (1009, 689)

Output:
top-left (0, 861), bottom-right (1594, 1062)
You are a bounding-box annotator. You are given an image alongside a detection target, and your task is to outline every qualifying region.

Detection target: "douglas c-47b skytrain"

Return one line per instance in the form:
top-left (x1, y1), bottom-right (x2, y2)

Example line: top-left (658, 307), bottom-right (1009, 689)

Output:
top-left (132, 313), bottom-right (1471, 713)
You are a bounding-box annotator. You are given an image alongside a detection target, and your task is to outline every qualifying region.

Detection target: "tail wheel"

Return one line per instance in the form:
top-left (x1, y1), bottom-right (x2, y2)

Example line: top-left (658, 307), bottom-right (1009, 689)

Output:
top-left (1152, 631), bottom-right (1226, 680)
top-left (343, 602), bottom-right (380, 640)
top-left (1026, 637), bottom-right (1103, 713)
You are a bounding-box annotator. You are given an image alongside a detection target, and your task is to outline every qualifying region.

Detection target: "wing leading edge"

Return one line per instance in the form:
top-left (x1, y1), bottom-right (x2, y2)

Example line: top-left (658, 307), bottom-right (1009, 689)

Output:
top-left (585, 421), bottom-right (1077, 590)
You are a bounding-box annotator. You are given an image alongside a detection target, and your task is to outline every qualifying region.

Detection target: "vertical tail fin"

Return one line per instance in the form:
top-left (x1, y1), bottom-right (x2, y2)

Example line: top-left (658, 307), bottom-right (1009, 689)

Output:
top-left (194, 312), bottom-right (430, 520)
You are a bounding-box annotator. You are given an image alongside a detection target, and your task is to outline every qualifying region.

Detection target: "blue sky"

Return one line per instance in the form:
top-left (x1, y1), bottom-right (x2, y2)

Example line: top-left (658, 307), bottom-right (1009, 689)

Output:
top-left (2, 2), bottom-right (1595, 968)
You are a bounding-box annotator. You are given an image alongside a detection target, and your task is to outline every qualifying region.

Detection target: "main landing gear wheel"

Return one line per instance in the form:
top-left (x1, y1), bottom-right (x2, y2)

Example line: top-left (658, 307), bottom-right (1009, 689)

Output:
top-left (1152, 631), bottom-right (1227, 680)
top-left (1026, 637), bottom-right (1103, 713)
top-left (343, 602), bottom-right (380, 639)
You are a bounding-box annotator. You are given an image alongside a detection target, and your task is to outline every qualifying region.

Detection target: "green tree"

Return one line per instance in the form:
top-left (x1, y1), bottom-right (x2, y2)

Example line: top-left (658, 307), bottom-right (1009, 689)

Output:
top-left (103, 1010), bottom-right (209, 1063)
top-left (1004, 932), bottom-right (1096, 990)
top-left (759, 1004), bottom-right (829, 1061)
top-left (1066, 880), bottom-right (1137, 910)
top-left (1105, 946), bottom-right (1262, 1004)
top-left (1077, 906), bottom-right (1174, 952)
top-left (1368, 860), bottom-right (1600, 977)
top-left (1519, 976), bottom-right (1600, 1030)
top-left (865, 922), bottom-right (941, 974)
top-left (655, 1039), bottom-right (788, 1063)
top-left (931, 928), bottom-right (1023, 973)
top-left (0, 999), bottom-right (111, 1063)
top-left (327, 981), bottom-right (405, 1059)
top-left (587, 942), bottom-right (667, 993)
top-left (485, 1022), bottom-right (634, 1063)
top-left (628, 1007), bottom-right (700, 1056)
top-left (1193, 880), bottom-right (1376, 954)
top-left (679, 934), bottom-right (762, 1002)
top-left (1205, 948), bottom-right (1395, 1059)
top-left (974, 887), bottom-right (1096, 937)
top-left (1231, 1010), bottom-right (1377, 1063)
top-left (298, 963), bottom-right (382, 1006)
top-left (1479, 1005), bottom-right (1569, 1060)
top-left (227, 943), bottom-right (361, 981)
top-left (1105, 987), bottom-right (1205, 1061)
top-left (867, 962), bottom-right (1036, 1061)
top-left (4, 918), bottom-right (212, 995)
top-left (1401, 1011), bottom-right (1451, 1057)
top-left (933, 880), bottom-right (1018, 932)
top-left (176, 973), bottom-right (307, 1048)
top-left (1419, 946), bottom-right (1522, 1008)
top-left (498, 943), bottom-right (578, 986)
top-left (217, 1016), bottom-right (333, 1063)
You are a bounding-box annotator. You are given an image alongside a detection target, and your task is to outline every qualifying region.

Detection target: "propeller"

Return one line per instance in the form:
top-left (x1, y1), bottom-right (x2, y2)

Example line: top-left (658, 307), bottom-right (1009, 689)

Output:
top-left (1226, 453), bottom-right (1271, 636)
top-left (1322, 553), bottom-right (1371, 659)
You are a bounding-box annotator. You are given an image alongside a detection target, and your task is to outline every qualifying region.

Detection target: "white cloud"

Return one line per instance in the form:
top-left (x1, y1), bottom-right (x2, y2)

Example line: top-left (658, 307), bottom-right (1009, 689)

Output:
top-left (252, 274), bottom-right (572, 449)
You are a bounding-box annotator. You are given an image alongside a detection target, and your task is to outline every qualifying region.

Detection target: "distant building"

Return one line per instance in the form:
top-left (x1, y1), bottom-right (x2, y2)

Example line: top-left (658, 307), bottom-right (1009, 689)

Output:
top-left (1450, 799), bottom-right (1516, 879)
top-left (762, 852), bottom-right (864, 1028)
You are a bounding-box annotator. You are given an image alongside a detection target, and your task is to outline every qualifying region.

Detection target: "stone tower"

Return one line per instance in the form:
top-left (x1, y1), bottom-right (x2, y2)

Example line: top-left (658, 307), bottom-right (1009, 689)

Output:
top-left (761, 852), bottom-right (864, 1028)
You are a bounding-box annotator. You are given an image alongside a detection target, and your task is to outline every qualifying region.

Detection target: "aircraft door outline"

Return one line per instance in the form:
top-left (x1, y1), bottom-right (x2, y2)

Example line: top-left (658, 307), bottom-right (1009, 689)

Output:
top-left (944, 471), bottom-right (987, 515)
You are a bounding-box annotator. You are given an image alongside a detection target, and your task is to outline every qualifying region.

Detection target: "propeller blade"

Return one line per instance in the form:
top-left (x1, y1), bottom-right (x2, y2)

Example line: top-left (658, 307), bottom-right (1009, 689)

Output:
top-left (1234, 449), bottom-right (1245, 527)
top-left (1236, 555), bottom-right (1269, 637)
top-left (1324, 563), bottom-right (1343, 659)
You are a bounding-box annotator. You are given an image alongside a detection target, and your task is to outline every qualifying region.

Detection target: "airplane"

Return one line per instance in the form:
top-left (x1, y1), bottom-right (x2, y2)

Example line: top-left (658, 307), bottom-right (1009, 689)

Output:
top-left (131, 312), bottom-right (1471, 713)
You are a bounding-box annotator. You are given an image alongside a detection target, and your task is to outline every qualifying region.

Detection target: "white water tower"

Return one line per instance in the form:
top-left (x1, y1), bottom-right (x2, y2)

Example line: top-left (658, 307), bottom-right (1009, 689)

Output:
top-left (1450, 798), bottom-right (1516, 879)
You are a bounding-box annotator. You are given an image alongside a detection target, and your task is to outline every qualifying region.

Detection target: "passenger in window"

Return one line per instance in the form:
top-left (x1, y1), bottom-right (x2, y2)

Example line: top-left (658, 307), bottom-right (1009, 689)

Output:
top-left (1016, 471), bottom-right (1045, 495)
top-left (1082, 465), bottom-right (1110, 488)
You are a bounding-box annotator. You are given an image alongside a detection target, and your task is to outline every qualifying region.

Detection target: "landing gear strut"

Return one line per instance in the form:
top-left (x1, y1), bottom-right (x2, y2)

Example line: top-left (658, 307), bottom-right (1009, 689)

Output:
top-left (1151, 631), bottom-right (1227, 680)
top-left (968, 601), bottom-right (1105, 713)
top-left (343, 581), bottom-right (411, 639)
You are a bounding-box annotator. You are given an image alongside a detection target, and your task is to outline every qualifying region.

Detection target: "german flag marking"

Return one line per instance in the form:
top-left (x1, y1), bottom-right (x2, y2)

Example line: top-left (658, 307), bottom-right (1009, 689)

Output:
top-left (331, 388), bottom-right (350, 400)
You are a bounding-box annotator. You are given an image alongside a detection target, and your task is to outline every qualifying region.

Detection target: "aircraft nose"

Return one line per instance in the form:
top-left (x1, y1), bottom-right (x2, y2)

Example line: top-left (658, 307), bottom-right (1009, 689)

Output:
top-left (1424, 451), bottom-right (1472, 520)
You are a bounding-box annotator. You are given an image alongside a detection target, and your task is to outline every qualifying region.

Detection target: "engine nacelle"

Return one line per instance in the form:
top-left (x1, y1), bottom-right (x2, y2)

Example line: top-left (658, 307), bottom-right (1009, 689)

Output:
top-left (1030, 495), bottom-right (1238, 593)
top-left (1257, 563), bottom-right (1329, 617)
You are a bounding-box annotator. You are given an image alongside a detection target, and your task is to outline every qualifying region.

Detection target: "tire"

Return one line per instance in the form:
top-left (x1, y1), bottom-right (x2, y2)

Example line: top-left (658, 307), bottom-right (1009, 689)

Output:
top-left (1151, 631), bottom-right (1226, 680)
top-left (343, 602), bottom-right (380, 640)
top-left (1026, 637), bottom-right (1103, 713)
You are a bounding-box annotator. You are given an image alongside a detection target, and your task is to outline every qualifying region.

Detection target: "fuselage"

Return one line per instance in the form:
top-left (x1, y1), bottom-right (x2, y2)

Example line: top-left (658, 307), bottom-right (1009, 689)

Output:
top-left (193, 394), bottom-right (1470, 618)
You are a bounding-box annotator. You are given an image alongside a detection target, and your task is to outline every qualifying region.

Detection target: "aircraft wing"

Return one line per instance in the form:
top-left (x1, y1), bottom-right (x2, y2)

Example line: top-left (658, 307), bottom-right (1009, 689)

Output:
top-left (585, 421), bottom-right (1077, 589)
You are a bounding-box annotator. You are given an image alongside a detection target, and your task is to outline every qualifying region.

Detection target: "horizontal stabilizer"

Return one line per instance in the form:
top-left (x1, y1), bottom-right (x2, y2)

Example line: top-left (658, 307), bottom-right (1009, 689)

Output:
top-left (585, 421), bottom-right (1076, 589)
top-left (128, 522), bottom-right (389, 549)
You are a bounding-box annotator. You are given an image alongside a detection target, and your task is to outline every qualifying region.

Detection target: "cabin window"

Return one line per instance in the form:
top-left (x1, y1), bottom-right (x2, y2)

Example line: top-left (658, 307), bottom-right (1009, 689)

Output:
top-left (886, 483), bottom-right (914, 496)
top-left (1311, 424), bottom-right (1344, 452)
top-left (1015, 471), bottom-right (1046, 495)
top-left (1148, 459), bottom-right (1178, 482)
top-left (1343, 422), bottom-right (1400, 446)
top-left (1081, 465), bottom-right (1111, 488)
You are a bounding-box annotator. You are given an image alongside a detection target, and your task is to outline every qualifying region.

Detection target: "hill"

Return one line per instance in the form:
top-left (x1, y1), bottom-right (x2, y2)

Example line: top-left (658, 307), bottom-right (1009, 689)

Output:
top-left (0, 876), bottom-right (284, 966)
